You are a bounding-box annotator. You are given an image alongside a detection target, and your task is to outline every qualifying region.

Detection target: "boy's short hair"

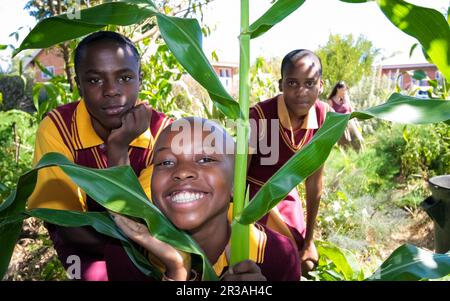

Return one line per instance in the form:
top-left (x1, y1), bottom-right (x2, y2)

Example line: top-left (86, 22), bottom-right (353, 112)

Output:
top-left (280, 49), bottom-right (322, 78)
top-left (74, 31), bottom-right (140, 74)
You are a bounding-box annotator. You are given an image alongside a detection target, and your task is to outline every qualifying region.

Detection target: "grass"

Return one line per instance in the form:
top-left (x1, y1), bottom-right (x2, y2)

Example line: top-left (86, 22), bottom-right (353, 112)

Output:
top-left (316, 122), bottom-right (437, 278)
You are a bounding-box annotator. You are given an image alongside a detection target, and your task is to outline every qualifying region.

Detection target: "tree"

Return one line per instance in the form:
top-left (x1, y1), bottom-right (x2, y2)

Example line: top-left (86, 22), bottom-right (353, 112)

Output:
top-left (249, 56), bottom-right (280, 105)
top-left (23, 0), bottom-right (212, 92)
top-left (24, 0), bottom-right (100, 91)
top-left (316, 33), bottom-right (379, 97)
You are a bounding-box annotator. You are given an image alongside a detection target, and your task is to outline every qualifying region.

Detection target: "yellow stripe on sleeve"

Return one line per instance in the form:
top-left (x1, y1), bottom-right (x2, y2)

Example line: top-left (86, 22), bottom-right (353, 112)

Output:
top-left (28, 116), bottom-right (87, 211)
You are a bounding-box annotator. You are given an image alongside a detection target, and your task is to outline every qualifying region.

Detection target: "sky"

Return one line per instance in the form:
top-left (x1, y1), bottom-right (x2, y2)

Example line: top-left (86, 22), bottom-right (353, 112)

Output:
top-left (0, 0), bottom-right (36, 71)
top-left (0, 0), bottom-right (448, 70)
top-left (202, 0), bottom-right (449, 64)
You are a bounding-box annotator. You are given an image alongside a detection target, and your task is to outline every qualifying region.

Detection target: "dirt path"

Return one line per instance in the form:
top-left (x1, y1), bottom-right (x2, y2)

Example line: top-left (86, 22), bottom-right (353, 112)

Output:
top-left (386, 211), bottom-right (435, 256)
top-left (3, 218), bottom-right (66, 281)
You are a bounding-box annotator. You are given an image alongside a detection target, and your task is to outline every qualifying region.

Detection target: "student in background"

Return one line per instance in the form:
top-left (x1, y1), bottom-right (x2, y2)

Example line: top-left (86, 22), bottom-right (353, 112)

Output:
top-left (328, 81), bottom-right (364, 150)
top-left (247, 49), bottom-right (333, 276)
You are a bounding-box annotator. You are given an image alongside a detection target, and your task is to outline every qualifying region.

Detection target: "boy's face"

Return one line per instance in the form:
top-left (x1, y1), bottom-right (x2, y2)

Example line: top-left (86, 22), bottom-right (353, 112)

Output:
top-left (279, 56), bottom-right (323, 118)
top-left (151, 119), bottom-right (234, 232)
top-left (75, 41), bottom-right (141, 131)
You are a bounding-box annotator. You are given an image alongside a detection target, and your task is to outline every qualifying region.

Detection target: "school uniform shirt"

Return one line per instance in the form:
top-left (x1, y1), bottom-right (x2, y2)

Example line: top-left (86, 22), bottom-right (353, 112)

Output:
top-left (329, 97), bottom-right (352, 114)
top-left (106, 205), bottom-right (301, 281)
top-left (247, 95), bottom-right (332, 250)
top-left (28, 99), bottom-right (172, 280)
top-left (107, 223), bottom-right (301, 281)
top-left (212, 223), bottom-right (301, 281)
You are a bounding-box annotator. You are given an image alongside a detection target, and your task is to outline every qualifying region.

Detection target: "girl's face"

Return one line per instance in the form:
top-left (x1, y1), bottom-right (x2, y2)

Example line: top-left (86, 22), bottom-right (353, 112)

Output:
top-left (337, 86), bottom-right (347, 98)
top-left (151, 119), bottom-right (234, 234)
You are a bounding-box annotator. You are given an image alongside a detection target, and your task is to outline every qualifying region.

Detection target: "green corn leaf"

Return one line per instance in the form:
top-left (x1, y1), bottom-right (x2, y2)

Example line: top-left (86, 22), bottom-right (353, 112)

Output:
top-left (376, 0), bottom-right (450, 80)
top-left (156, 14), bottom-right (240, 119)
top-left (27, 208), bottom-right (160, 278)
top-left (237, 112), bottom-right (350, 224)
top-left (13, 1), bottom-right (158, 55)
top-left (237, 94), bottom-right (450, 225)
top-left (0, 215), bottom-right (25, 279)
top-left (367, 244), bottom-right (450, 280)
top-left (317, 241), bottom-right (362, 280)
top-left (248, 0), bottom-right (305, 39)
top-left (0, 152), bottom-right (218, 281)
top-left (0, 167), bottom-right (39, 279)
top-left (357, 93), bottom-right (450, 124)
top-left (123, 0), bottom-right (157, 7)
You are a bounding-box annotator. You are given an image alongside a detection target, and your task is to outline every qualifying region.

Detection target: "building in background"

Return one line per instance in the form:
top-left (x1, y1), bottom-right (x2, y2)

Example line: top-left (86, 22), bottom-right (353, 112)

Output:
top-left (211, 61), bottom-right (239, 94)
top-left (21, 47), bottom-right (65, 82)
top-left (378, 54), bottom-right (442, 92)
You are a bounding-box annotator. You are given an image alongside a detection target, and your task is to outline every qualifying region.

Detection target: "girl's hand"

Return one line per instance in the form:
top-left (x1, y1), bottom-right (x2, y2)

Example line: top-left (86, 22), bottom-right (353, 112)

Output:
top-left (221, 260), bottom-right (266, 281)
top-left (111, 213), bottom-right (191, 280)
top-left (299, 240), bottom-right (319, 276)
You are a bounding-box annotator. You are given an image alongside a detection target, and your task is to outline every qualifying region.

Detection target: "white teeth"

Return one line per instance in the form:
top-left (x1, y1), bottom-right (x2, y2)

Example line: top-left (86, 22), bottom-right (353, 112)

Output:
top-left (171, 191), bottom-right (204, 203)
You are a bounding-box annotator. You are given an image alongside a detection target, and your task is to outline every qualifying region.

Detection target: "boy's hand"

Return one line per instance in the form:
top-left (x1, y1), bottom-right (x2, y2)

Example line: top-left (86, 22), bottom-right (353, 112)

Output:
top-left (111, 213), bottom-right (191, 281)
top-left (221, 260), bottom-right (266, 281)
top-left (299, 240), bottom-right (319, 276)
top-left (107, 103), bottom-right (152, 166)
top-left (108, 103), bottom-right (152, 148)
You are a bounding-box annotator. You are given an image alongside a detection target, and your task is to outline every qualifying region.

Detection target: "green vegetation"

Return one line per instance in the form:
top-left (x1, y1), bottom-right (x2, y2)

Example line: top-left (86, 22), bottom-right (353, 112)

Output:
top-left (317, 33), bottom-right (378, 96)
top-left (0, 110), bottom-right (36, 192)
top-left (1, 0), bottom-right (450, 281)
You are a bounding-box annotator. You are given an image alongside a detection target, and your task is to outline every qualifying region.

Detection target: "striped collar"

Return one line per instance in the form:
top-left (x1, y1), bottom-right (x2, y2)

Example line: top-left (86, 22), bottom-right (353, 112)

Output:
top-left (277, 94), bottom-right (318, 131)
top-left (212, 206), bottom-right (267, 276)
top-left (74, 99), bottom-right (152, 150)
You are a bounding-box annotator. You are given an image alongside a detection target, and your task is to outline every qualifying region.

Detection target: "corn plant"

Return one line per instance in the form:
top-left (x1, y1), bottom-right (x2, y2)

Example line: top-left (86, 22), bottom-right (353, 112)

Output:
top-left (311, 241), bottom-right (450, 281)
top-left (1, 0), bottom-right (450, 280)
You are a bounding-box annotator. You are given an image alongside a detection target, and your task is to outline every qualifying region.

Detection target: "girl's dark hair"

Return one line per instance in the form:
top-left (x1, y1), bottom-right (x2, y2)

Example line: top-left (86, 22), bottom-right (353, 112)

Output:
top-left (328, 81), bottom-right (347, 100)
top-left (280, 49), bottom-right (322, 78)
top-left (74, 31), bottom-right (140, 74)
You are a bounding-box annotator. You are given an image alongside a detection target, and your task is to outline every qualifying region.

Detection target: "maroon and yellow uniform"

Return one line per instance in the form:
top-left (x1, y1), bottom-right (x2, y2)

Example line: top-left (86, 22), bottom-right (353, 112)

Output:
top-left (247, 95), bottom-right (331, 250)
top-left (211, 211), bottom-right (301, 281)
top-left (28, 99), bottom-right (171, 280)
top-left (107, 215), bottom-right (301, 281)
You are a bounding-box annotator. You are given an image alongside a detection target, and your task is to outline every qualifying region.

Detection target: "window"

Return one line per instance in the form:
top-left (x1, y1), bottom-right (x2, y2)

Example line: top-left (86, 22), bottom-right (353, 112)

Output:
top-left (219, 68), bottom-right (231, 78)
top-left (41, 66), bottom-right (55, 80)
